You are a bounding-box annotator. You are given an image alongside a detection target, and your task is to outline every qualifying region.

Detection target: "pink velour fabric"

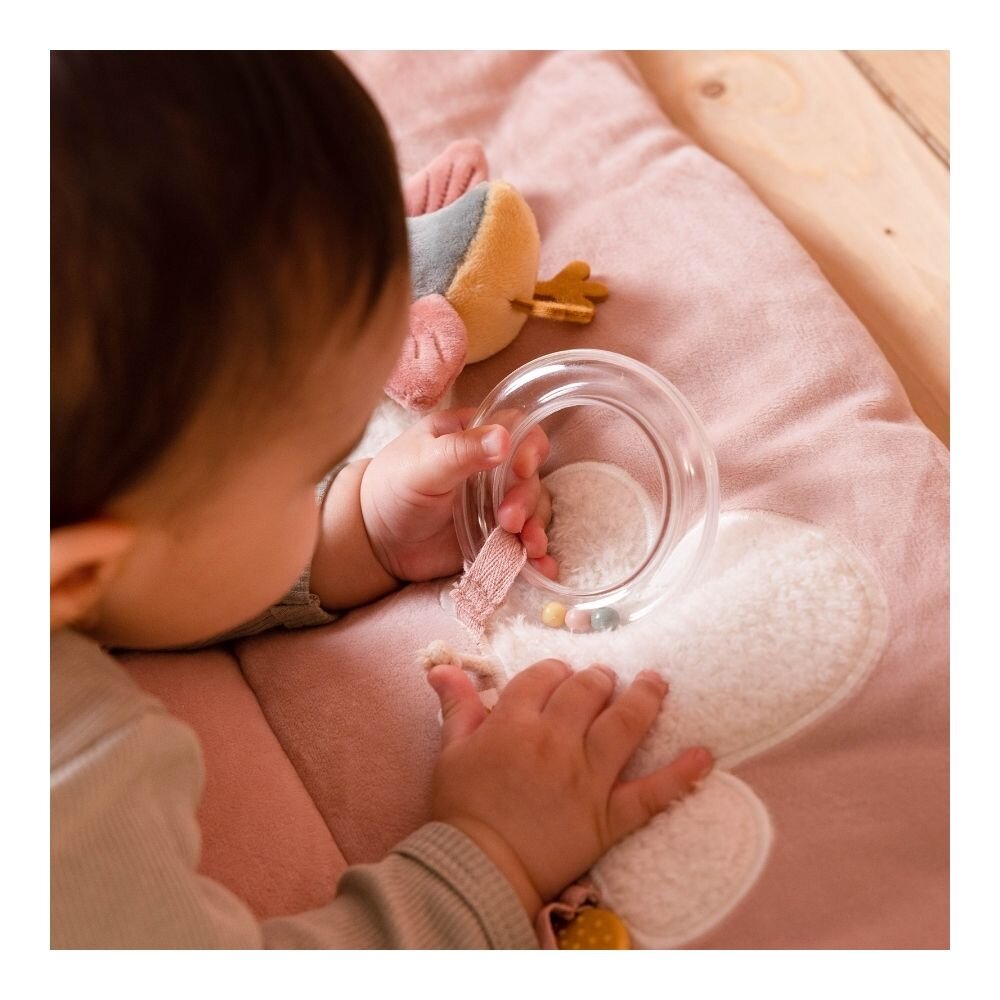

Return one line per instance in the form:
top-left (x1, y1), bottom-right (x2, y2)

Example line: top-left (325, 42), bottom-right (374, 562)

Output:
top-left (121, 51), bottom-right (949, 947)
top-left (118, 647), bottom-right (347, 918)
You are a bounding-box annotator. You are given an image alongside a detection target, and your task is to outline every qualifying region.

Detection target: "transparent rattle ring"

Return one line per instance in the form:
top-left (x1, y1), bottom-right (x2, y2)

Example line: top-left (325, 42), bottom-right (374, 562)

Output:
top-left (452, 349), bottom-right (720, 629)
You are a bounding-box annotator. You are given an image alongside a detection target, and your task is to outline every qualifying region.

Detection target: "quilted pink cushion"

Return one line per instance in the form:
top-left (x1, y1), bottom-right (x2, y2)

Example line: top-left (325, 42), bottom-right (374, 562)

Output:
top-left (123, 51), bottom-right (948, 947)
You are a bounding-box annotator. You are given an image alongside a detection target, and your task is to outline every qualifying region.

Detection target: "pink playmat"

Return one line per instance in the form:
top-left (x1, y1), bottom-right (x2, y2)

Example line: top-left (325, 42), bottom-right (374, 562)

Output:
top-left (119, 51), bottom-right (949, 948)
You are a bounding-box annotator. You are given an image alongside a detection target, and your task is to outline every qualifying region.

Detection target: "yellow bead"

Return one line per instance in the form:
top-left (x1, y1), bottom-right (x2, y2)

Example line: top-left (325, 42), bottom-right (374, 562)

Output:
top-left (556, 908), bottom-right (630, 949)
top-left (542, 601), bottom-right (567, 628)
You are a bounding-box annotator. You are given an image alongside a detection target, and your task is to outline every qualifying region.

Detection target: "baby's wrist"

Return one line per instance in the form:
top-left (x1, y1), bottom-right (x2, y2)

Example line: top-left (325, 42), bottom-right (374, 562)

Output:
top-left (356, 459), bottom-right (404, 583)
top-left (441, 814), bottom-right (544, 921)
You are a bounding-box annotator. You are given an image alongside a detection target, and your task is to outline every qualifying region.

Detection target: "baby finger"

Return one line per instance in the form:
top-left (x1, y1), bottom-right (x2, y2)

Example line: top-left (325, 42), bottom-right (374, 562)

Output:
top-left (510, 425), bottom-right (551, 480)
top-left (498, 477), bottom-right (541, 533)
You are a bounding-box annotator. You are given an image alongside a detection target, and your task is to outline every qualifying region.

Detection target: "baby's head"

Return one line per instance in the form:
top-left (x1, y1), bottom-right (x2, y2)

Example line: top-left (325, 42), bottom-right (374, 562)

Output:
top-left (51, 52), bottom-right (410, 649)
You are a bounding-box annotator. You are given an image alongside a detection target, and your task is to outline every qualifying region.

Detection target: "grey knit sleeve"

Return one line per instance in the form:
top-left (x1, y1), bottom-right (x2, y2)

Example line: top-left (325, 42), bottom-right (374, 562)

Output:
top-left (50, 629), bottom-right (540, 950)
top-left (203, 559), bottom-right (338, 642)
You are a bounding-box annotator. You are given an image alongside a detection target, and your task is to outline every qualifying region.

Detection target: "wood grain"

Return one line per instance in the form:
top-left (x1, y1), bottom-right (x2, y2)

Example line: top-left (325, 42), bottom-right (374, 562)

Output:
top-left (848, 50), bottom-right (949, 163)
top-left (628, 50), bottom-right (950, 445)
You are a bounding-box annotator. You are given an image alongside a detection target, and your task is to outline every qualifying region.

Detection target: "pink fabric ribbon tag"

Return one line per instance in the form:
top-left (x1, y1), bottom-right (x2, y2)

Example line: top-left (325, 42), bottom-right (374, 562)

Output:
top-left (534, 877), bottom-right (603, 949)
top-left (450, 527), bottom-right (527, 639)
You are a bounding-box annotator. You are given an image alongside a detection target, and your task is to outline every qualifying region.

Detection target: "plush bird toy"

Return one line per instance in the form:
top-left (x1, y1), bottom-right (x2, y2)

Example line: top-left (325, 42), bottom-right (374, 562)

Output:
top-left (384, 139), bottom-right (609, 412)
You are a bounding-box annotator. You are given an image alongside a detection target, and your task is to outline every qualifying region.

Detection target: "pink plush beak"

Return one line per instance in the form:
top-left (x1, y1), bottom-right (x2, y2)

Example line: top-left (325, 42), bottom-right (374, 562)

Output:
top-left (384, 293), bottom-right (467, 412)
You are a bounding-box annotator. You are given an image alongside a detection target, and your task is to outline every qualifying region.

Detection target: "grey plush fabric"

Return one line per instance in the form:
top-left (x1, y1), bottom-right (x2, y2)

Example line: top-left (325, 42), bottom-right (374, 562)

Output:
top-left (407, 182), bottom-right (489, 299)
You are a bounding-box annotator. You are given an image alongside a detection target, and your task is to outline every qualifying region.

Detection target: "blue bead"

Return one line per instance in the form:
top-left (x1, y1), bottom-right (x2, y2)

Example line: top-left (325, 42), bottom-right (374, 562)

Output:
top-left (591, 607), bottom-right (621, 631)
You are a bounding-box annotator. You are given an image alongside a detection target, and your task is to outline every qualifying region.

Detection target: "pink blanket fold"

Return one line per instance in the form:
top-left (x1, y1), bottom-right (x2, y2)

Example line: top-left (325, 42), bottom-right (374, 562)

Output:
top-left (121, 51), bottom-right (949, 948)
top-left (119, 647), bottom-right (346, 918)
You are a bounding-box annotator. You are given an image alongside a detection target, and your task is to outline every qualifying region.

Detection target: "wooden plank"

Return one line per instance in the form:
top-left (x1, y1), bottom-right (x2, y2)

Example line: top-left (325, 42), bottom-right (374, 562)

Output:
top-left (848, 50), bottom-right (949, 164)
top-left (628, 50), bottom-right (950, 445)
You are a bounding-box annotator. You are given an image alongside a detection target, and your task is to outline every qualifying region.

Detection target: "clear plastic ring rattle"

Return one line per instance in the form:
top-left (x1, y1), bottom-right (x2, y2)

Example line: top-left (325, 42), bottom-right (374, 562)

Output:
top-left (452, 349), bottom-right (720, 630)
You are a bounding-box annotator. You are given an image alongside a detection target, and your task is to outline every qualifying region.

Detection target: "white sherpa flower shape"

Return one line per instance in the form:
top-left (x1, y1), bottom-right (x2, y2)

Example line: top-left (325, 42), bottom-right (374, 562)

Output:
top-left (477, 461), bottom-right (889, 949)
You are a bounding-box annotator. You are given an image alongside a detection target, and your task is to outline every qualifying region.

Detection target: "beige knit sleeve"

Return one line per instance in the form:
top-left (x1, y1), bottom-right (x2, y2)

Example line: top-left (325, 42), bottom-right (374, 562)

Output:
top-left (50, 704), bottom-right (538, 949)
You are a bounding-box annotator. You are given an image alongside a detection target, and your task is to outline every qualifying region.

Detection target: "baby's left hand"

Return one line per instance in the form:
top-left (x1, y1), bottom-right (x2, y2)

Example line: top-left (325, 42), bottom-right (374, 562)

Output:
top-left (360, 408), bottom-right (558, 584)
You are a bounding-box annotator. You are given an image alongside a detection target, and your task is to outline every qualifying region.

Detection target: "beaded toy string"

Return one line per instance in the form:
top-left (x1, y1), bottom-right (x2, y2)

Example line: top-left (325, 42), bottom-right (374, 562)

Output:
top-left (415, 526), bottom-right (526, 704)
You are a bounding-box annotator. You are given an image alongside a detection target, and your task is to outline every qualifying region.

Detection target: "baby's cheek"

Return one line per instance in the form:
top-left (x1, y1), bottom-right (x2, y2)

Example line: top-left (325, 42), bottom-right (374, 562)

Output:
top-left (214, 488), bottom-right (321, 629)
top-left (265, 490), bottom-right (323, 595)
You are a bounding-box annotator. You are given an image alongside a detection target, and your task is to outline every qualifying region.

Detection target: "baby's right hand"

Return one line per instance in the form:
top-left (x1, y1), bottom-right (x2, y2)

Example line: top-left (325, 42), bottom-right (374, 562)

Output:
top-left (426, 658), bottom-right (714, 918)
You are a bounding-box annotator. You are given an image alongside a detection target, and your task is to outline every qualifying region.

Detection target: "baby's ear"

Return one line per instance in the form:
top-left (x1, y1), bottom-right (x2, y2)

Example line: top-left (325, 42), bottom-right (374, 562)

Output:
top-left (50, 519), bottom-right (136, 632)
top-left (402, 138), bottom-right (489, 217)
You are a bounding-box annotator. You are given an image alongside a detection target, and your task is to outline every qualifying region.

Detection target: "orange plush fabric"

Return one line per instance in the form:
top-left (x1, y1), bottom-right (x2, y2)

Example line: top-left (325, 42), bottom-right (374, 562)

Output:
top-left (450, 181), bottom-right (540, 363)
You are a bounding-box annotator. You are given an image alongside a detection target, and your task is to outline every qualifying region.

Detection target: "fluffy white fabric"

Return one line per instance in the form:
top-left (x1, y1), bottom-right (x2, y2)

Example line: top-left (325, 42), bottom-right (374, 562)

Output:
top-left (488, 516), bottom-right (888, 773)
top-left (591, 771), bottom-right (773, 950)
top-left (538, 460), bottom-right (657, 593)
top-left (483, 463), bottom-right (889, 772)
top-left (451, 460), bottom-right (888, 948)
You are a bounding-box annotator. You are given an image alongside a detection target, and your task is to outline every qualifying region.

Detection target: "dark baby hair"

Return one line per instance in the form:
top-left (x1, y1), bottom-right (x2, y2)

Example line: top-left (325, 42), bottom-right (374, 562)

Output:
top-left (51, 51), bottom-right (409, 528)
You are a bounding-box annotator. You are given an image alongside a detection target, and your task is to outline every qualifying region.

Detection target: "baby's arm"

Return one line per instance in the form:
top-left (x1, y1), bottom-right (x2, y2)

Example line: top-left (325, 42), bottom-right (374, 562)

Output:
top-left (51, 634), bottom-right (537, 948)
top-left (309, 408), bottom-right (556, 612)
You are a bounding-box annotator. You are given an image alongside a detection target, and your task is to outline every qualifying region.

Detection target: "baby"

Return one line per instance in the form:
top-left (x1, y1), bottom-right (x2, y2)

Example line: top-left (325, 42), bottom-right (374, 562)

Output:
top-left (50, 51), bottom-right (714, 948)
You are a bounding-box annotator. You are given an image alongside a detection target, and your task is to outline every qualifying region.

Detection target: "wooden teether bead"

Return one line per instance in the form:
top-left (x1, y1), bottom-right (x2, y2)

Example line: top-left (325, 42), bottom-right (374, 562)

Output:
top-left (556, 907), bottom-right (630, 950)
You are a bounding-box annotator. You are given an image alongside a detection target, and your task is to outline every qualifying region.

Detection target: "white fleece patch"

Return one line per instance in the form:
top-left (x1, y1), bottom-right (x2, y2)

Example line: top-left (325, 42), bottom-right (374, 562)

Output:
top-left (539, 460), bottom-right (658, 591)
top-left (591, 770), bottom-right (773, 950)
top-left (476, 461), bottom-right (889, 948)
top-left (487, 508), bottom-right (888, 772)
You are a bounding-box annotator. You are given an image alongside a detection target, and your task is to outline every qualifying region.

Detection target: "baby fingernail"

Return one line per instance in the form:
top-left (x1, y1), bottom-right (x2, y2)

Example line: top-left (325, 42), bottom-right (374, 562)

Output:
top-left (638, 669), bottom-right (668, 692)
top-left (482, 428), bottom-right (506, 458)
top-left (691, 747), bottom-right (714, 776)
